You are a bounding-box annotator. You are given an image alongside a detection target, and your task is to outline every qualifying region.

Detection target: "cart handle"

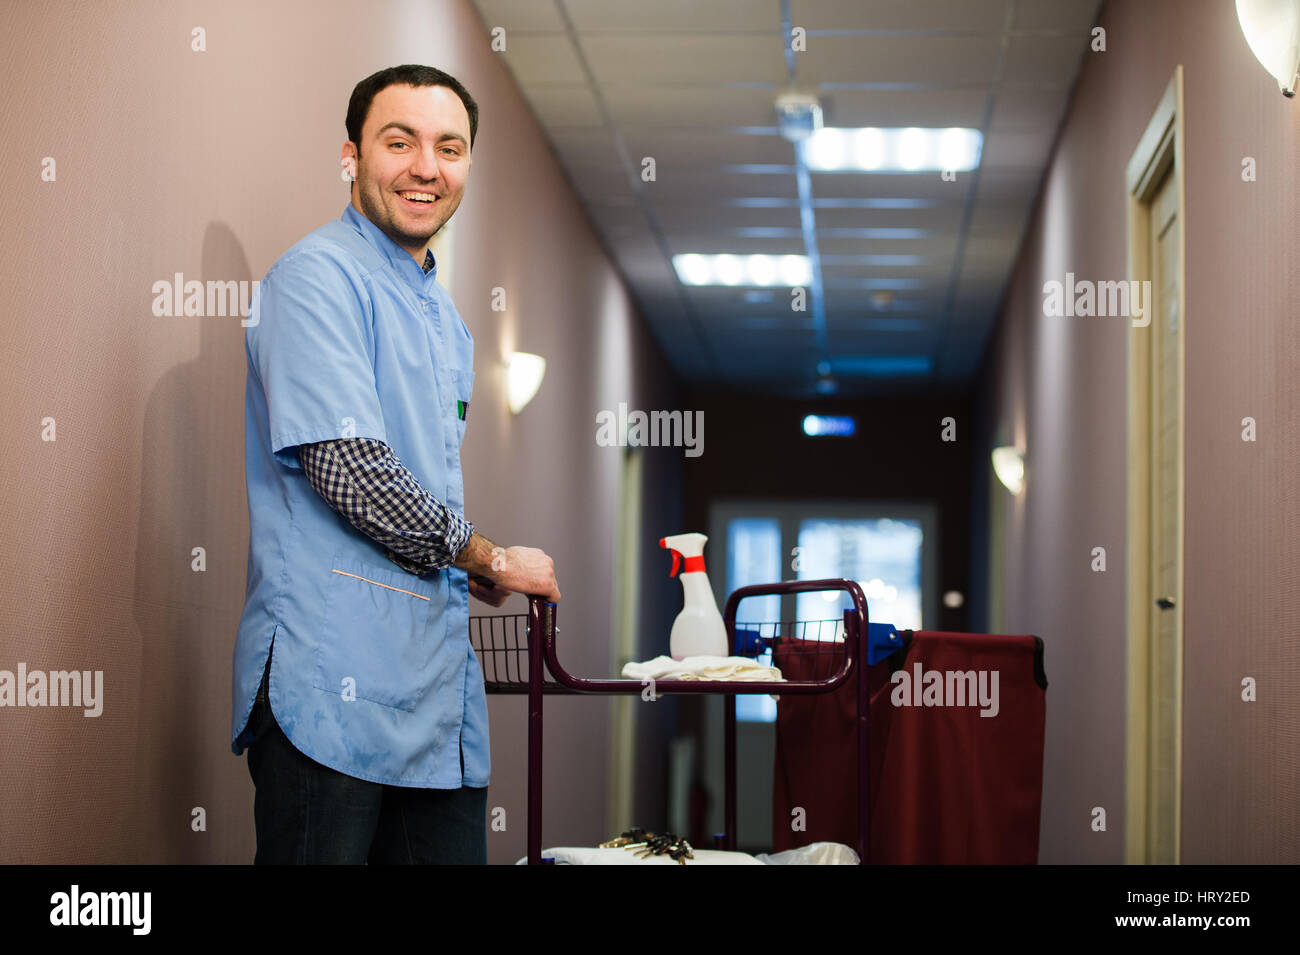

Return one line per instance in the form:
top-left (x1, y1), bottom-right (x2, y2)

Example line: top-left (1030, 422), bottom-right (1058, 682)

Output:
top-left (722, 577), bottom-right (870, 634)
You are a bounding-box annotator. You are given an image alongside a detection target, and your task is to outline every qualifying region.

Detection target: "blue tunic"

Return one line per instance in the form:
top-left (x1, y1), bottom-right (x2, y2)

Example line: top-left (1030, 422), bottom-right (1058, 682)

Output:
top-left (230, 202), bottom-right (488, 788)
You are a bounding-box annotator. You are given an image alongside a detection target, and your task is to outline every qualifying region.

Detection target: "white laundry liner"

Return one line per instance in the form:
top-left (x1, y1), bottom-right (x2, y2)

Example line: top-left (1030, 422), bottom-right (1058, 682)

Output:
top-left (514, 841), bottom-right (858, 865)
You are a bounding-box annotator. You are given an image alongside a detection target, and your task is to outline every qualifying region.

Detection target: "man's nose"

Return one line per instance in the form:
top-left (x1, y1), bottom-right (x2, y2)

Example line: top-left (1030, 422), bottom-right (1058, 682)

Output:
top-left (409, 144), bottom-right (441, 183)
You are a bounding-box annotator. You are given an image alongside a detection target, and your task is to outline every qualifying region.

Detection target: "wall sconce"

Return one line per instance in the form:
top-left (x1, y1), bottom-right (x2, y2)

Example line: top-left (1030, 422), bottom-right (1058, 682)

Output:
top-left (1237, 0), bottom-right (1300, 96)
top-left (991, 446), bottom-right (1025, 495)
top-left (505, 352), bottom-right (546, 414)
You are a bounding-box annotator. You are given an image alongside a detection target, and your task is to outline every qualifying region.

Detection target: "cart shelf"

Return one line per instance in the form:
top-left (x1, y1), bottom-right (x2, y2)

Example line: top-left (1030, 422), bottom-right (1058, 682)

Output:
top-left (469, 578), bottom-right (871, 864)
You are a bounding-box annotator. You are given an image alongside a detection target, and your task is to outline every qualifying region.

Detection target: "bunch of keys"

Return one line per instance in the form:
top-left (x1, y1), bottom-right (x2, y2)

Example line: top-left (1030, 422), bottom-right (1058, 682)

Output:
top-left (599, 827), bottom-right (647, 848)
top-left (599, 827), bottom-right (694, 864)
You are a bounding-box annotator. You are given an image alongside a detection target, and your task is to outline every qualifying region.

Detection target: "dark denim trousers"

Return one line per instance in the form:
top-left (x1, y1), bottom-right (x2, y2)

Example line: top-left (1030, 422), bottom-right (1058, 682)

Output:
top-left (244, 655), bottom-right (487, 864)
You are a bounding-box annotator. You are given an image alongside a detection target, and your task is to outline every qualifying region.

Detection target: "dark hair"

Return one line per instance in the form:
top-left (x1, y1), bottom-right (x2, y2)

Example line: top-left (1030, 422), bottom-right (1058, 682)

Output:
top-left (346, 64), bottom-right (478, 160)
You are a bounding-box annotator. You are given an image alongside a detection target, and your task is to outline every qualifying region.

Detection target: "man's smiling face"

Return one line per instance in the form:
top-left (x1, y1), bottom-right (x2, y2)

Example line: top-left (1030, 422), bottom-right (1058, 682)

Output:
top-left (345, 83), bottom-right (472, 262)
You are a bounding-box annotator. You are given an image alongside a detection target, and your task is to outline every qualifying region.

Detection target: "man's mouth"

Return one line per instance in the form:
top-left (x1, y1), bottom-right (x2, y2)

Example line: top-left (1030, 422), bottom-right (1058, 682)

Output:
top-left (397, 190), bottom-right (440, 209)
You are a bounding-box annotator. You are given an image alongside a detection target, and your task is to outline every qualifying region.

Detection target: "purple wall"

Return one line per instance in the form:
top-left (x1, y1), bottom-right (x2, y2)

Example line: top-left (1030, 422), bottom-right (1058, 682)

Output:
top-left (974, 0), bottom-right (1298, 863)
top-left (0, 0), bottom-right (682, 864)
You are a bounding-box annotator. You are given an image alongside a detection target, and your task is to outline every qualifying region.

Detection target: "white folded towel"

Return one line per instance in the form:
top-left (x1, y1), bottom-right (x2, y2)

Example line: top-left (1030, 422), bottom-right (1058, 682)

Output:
top-left (621, 655), bottom-right (784, 682)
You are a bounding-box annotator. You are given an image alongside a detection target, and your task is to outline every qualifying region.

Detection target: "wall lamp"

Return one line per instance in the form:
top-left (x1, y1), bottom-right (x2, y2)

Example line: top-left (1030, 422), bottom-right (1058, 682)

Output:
top-left (992, 446), bottom-right (1025, 496)
top-left (1237, 0), bottom-right (1300, 96)
top-left (505, 352), bottom-right (545, 414)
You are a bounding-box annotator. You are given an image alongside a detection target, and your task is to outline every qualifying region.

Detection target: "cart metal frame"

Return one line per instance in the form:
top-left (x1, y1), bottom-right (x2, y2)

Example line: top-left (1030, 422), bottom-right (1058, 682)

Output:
top-left (470, 578), bottom-right (870, 865)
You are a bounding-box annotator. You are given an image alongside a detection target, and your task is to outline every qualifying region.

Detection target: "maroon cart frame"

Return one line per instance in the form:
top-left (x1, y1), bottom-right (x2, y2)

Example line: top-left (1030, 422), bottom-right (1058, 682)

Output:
top-left (471, 577), bottom-right (870, 865)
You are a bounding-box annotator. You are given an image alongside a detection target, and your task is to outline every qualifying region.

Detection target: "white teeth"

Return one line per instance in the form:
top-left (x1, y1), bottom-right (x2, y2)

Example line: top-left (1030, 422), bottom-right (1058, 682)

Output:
top-left (400, 192), bottom-right (436, 202)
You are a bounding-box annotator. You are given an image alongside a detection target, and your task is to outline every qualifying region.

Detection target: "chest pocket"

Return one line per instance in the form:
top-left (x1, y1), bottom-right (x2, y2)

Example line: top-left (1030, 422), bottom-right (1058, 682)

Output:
top-left (449, 367), bottom-right (475, 447)
top-left (312, 552), bottom-right (442, 712)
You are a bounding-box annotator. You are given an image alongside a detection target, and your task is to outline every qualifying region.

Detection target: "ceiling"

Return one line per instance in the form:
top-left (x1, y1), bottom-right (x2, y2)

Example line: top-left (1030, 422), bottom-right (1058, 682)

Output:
top-left (469, 0), bottom-right (1102, 396)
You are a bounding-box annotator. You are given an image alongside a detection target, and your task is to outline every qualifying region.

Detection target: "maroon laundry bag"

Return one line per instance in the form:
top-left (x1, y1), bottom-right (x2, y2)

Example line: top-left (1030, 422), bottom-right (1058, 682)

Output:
top-left (772, 630), bottom-right (1047, 863)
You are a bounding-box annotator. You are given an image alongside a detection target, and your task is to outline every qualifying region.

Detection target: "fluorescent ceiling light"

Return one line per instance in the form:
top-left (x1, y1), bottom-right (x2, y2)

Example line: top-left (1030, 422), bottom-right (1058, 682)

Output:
top-left (745, 254), bottom-right (775, 285)
top-left (714, 254), bottom-right (743, 285)
top-left (805, 127), bottom-right (983, 172)
top-left (898, 127), bottom-right (927, 170)
top-left (853, 128), bottom-right (886, 169)
top-left (865, 318), bottom-right (926, 332)
top-left (778, 254), bottom-right (811, 286)
top-left (830, 356), bottom-right (932, 376)
top-left (806, 128), bottom-right (847, 169)
top-left (675, 253), bottom-right (711, 285)
top-left (673, 253), bottom-right (811, 287)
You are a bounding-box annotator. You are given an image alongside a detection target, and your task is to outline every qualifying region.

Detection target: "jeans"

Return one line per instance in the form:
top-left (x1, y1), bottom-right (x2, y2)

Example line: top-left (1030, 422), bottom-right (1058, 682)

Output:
top-left (244, 650), bottom-right (487, 864)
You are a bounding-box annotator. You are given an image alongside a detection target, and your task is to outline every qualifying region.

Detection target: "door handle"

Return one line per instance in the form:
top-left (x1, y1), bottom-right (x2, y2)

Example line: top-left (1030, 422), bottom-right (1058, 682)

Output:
top-left (1156, 596), bottom-right (1176, 610)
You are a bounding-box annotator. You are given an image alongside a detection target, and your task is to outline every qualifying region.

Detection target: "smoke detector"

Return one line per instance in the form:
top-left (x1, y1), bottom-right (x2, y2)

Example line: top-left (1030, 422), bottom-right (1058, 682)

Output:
top-left (774, 89), bottom-right (824, 142)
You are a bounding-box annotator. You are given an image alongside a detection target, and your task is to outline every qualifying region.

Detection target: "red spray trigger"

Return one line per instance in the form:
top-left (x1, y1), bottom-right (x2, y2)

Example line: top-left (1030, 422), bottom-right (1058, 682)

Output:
top-left (660, 537), bottom-right (682, 577)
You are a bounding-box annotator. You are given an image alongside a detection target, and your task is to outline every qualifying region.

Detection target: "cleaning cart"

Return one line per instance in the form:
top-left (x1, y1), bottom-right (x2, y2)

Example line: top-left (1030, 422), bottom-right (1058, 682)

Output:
top-left (469, 578), bottom-right (880, 865)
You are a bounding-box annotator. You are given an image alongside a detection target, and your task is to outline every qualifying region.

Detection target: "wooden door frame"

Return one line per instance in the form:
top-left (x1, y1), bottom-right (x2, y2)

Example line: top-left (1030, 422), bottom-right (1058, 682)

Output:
top-left (1124, 66), bottom-right (1186, 865)
top-left (607, 445), bottom-right (644, 834)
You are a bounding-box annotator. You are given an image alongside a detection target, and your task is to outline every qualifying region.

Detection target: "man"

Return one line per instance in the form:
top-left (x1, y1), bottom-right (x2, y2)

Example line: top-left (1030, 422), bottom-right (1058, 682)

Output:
top-left (230, 64), bottom-right (560, 865)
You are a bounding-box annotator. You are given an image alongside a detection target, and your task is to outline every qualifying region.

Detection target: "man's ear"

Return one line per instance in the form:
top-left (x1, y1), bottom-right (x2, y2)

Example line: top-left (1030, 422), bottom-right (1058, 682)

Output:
top-left (340, 147), bottom-right (357, 183)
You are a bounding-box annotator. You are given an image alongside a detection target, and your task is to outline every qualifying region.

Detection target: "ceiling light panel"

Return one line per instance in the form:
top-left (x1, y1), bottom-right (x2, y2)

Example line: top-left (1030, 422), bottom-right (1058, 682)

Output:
top-left (805, 127), bottom-right (983, 172)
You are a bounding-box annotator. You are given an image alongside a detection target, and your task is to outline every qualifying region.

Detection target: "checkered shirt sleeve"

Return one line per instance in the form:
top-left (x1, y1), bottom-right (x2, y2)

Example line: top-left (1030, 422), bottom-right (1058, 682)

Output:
top-left (296, 437), bottom-right (475, 576)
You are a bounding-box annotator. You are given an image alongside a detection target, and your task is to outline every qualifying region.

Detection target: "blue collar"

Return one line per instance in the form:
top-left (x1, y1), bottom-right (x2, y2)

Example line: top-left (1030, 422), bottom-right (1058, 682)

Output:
top-left (341, 202), bottom-right (437, 289)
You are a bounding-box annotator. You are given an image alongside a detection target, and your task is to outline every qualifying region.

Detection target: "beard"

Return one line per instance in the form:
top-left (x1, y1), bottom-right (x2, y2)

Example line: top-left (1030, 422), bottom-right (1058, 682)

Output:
top-left (356, 172), bottom-right (454, 247)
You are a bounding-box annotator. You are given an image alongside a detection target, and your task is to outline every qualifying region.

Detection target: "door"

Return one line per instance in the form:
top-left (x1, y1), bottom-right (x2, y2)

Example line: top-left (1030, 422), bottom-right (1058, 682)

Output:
top-left (704, 500), bottom-right (936, 850)
top-left (1144, 167), bottom-right (1184, 863)
top-left (1124, 67), bottom-right (1186, 865)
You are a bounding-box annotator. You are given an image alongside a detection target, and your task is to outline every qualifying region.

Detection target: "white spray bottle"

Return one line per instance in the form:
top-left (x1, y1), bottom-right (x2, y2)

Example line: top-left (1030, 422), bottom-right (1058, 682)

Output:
top-left (661, 533), bottom-right (729, 660)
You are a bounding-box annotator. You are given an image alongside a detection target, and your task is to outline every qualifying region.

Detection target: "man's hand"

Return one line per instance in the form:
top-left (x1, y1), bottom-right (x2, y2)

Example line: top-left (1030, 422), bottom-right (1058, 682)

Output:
top-left (492, 545), bottom-right (562, 603)
top-left (454, 532), bottom-right (560, 602)
top-left (468, 573), bottom-right (512, 607)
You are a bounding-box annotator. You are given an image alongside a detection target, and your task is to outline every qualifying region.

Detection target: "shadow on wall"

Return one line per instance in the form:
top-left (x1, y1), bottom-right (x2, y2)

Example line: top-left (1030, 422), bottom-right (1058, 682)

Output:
top-left (131, 221), bottom-right (250, 862)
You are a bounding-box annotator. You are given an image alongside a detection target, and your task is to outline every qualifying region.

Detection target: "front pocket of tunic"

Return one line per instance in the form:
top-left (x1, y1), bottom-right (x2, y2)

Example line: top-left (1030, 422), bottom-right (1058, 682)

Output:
top-left (450, 367), bottom-right (475, 447)
top-left (312, 555), bottom-right (439, 712)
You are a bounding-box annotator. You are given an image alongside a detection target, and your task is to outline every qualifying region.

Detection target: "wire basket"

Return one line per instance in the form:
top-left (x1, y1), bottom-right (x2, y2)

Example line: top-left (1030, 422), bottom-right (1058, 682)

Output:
top-left (469, 611), bottom-right (856, 693)
top-left (469, 612), bottom-right (565, 693)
